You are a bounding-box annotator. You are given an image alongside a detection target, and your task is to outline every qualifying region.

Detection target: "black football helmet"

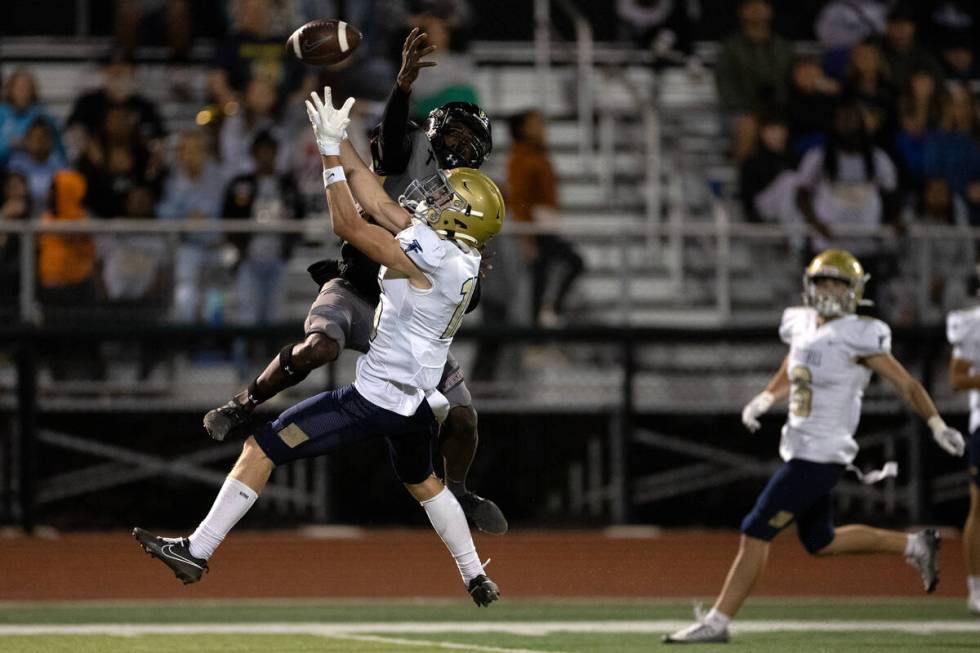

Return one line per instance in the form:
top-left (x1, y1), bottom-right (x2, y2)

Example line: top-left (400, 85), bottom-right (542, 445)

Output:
top-left (424, 101), bottom-right (492, 169)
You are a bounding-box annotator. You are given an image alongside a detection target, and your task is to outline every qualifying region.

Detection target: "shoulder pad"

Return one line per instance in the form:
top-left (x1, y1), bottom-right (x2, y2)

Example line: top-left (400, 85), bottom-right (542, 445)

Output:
top-left (397, 223), bottom-right (446, 273)
top-left (947, 307), bottom-right (980, 346)
top-left (779, 306), bottom-right (816, 344)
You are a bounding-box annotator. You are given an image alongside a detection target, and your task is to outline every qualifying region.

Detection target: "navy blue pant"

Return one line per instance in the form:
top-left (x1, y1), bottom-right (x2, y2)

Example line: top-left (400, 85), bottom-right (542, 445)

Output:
top-left (741, 459), bottom-right (845, 554)
top-left (970, 429), bottom-right (980, 486)
top-left (253, 384), bottom-right (437, 484)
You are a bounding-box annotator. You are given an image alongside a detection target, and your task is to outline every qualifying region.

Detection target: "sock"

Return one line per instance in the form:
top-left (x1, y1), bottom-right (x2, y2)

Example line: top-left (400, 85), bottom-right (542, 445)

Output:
top-left (188, 477), bottom-right (258, 560)
top-left (421, 487), bottom-right (484, 584)
top-left (969, 576), bottom-right (980, 598)
top-left (445, 477), bottom-right (467, 497)
top-left (704, 608), bottom-right (731, 629)
top-left (904, 533), bottom-right (923, 558)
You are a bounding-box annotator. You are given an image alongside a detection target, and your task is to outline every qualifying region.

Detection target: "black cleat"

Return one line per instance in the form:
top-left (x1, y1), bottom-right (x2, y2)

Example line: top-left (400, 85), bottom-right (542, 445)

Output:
top-left (203, 401), bottom-right (253, 442)
top-left (467, 574), bottom-right (500, 607)
top-left (457, 492), bottom-right (509, 535)
top-left (133, 527), bottom-right (208, 585)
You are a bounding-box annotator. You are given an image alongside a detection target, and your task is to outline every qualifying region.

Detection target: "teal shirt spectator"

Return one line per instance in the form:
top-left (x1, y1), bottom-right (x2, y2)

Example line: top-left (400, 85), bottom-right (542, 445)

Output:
top-left (0, 104), bottom-right (66, 167)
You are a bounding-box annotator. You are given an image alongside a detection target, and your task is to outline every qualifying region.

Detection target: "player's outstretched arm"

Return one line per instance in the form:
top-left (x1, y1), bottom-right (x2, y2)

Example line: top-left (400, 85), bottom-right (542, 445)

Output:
top-left (864, 353), bottom-right (966, 456)
top-left (307, 87), bottom-right (429, 288)
top-left (339, 140), bottom-right (410, 235)
top-left (742, 355), bottom-right (790, 433)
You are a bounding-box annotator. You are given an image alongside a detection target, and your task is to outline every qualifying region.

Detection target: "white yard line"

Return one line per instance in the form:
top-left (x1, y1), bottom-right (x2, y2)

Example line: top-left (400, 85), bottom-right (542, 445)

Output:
top-left (326, 632), bottom-right (567, 653)
top-left (1, 621), bottom-right (980, 636)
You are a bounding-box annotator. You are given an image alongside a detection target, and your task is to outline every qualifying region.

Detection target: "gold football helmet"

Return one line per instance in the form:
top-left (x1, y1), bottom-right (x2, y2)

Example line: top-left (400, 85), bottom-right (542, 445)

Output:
top-left (803, 249), bottom-right (869, 317)
top-left (399, 168), bottom-right (505, 247)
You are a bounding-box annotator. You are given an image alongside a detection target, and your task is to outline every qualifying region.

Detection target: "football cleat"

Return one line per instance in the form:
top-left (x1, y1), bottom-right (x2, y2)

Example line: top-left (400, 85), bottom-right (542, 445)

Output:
top-left (467, 574), bottom-right (500, 607)
top-left (663, 620), bottom-right (729, 644)
top-left (457, 492), bottom-right (509, 535)
top-left (133, 527), bottom-right (208, 585)
top-left (905, 529), bottom-right (941, 593)
top-left (203, 400), bottom-right (253, 442)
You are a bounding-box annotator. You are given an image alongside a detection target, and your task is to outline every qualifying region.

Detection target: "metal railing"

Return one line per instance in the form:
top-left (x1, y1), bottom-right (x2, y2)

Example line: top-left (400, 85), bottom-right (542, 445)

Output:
top-left (1, 219), bottom-right (976, 327)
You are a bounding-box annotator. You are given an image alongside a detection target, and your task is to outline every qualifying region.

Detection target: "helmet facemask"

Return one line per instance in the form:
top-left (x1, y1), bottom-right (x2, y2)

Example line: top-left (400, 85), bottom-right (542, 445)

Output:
top-left (399, 168), bottom-right (504, 248)
top-left (399, 170), bottom-right (462, 225)
top-left (425, 103), bottom-right (492, 169)
top-left (803, 274), bottom-right (866, 318)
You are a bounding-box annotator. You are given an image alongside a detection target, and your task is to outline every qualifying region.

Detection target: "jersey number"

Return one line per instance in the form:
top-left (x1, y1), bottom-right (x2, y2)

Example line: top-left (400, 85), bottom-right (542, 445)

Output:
top-left (441, 277), bottom-right (477, 338)
top-left (789, 365), bottom-right (813, 418)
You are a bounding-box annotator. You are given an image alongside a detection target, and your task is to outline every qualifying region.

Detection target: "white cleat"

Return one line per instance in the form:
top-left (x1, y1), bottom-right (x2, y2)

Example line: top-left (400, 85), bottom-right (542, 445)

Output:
top-left (905, 529), bottom-right (940, 593)
top-left (664, 609), bottom-right (730, 644)
top-left (969, 595), bottom-right (980, 616)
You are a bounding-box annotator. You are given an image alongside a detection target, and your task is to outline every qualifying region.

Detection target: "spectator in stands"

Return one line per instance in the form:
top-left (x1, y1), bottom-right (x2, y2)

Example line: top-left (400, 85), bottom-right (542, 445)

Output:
top-left (923, 86), bottom-right (980, 202)
top-left (795, 100), bottom-right (898, 294)
top-left (222, 130), bottom-right (304, 328)
top-left (157, 130), bottom-right (224, 323)
top-left (894, 68), bottom-right (945, 190)
top-left (967, 179), bottom-right (980, 226)
top-left (77, 105), bottom-right (163, 218)
top-left (210, 0), bottom-right (304, 108)
top-left (99, 183), bottom-right (167, 309)
top-left (616, 0), bottom-right (696, 68)
top-left (881, 4), bottom-right (944, 91)
top-left (66, 49), bottom-right (166, 162)
top-left (508, 109), bottom-right (585, 327)
top-left (0, 171), bottom-right (31, 315)
top-left (890, 178), bottom-right (973, 326)
top-left (7, 118), bottom-right (66, 217)
top-left (940, 31), bottom-right (980, 88)
top-left (219, 75), bottom-right (290, 181)
top-left (39, 170), bottom-right (104, 378)
top-left (399, 6), bottom-right (480, 118)
top-left (114, 0), bottom-right (194, 62)
top-left (785, 56), bottom-right (840, 155)
top-left (739, 111), bottom-right (797, 222)
top-left (814, 0), bottom-right (888, 78)
top-left (0, 68), bottom-right (65, 168)
top-left (843, 39), bottom-right (898, 151)
top-left (714, 0), bottom-right (793, 162)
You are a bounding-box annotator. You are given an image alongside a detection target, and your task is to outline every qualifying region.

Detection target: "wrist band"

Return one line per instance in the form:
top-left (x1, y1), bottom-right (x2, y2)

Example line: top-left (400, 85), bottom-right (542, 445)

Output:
top-left (927, 415), bottom-right (945, 433)
top-left (319, 142), bottom-right (340, 156)
top-left (323, 166), bottom-right (346, 188)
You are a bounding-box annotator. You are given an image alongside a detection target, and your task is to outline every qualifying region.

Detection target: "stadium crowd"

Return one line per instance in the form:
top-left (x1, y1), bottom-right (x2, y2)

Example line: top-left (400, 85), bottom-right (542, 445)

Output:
top-left (1, 0), bottom-right (979, 334)
top-left (724, 0), bottom-right (980, 325)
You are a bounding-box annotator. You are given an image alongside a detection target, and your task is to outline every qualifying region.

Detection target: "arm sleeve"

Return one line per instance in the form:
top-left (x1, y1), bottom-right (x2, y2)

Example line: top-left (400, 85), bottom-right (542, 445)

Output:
top-left (370, 84), bottom-right (414, 175)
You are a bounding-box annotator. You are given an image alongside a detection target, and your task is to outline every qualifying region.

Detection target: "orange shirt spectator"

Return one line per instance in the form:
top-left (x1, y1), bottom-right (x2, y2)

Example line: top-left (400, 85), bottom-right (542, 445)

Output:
top-left (39, 169), bottom-right (95, 288)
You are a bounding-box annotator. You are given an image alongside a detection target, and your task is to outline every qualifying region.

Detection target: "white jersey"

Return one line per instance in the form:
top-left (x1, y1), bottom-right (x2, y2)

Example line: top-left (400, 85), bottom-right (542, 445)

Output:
top-left (354, 221), bottom-right (480, 416)
top-left (779, 307), bottom-right (892, 464)
top-left (947, 306), bottom-right (980, 433)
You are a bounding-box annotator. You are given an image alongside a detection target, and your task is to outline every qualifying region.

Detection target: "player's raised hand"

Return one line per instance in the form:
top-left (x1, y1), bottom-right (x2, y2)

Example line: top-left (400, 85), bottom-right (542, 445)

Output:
top-left (397, 27), bottom-right (438, 92)
top-left (928, 416), bottom-right (965, 456)
top-left (741, 391), bottom-right (775, 433)
top-left (305, 86), bottom-right (355, 156)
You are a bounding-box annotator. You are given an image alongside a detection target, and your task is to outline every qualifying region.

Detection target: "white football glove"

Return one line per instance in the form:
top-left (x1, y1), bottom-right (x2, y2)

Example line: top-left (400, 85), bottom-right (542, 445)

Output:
top-left (928, 416), bottom-right (966, 457)
top-left (741, 391), bottom-right (774, 433)
top-left (305, 86), bottom-right (355, 156)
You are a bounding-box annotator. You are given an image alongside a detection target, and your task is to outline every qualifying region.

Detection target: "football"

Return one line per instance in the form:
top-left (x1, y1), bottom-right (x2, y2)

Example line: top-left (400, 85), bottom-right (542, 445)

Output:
top-left (285, 19), bottom-right (362, 66)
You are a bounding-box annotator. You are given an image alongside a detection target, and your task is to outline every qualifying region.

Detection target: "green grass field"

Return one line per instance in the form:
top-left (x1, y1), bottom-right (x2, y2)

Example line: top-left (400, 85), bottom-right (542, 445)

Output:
top-left (1, 599), bottom-right (978, 652)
